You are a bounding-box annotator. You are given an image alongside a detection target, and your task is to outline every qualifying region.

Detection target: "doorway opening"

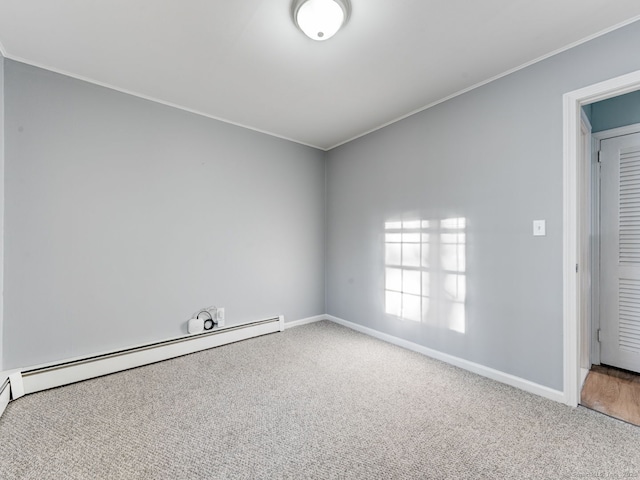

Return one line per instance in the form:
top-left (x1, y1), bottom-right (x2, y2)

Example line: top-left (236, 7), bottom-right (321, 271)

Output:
top-left (563, 70), bottom-right (640, 408)
top-left (579, 107), bottom-right (640, 424)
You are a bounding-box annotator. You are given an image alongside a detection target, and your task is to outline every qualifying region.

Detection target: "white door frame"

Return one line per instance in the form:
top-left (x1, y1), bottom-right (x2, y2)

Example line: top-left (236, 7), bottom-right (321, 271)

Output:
top-left (563, 70), bottom-right (640, 407)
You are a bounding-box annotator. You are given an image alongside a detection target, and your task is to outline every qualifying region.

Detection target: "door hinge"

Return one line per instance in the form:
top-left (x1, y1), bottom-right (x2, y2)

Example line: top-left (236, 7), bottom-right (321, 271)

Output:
top-left (597, 150), bottom-right (602, 163)
top-left (597, 329), bottom-right (602, 343)
top-left (576, 263), bottom-right (579, 273)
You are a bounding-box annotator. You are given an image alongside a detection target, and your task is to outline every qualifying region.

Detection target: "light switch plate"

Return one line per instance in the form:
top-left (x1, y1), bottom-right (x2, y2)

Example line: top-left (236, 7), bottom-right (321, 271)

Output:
top-left (533, 220), bottom-right (546, 236)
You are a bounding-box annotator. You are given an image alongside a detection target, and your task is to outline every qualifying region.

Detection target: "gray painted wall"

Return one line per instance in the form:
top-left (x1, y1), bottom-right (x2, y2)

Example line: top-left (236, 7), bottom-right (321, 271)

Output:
top-left (5, 20), bottom-right (640, 391)
top-left (326, 20), bottom-right (640, 391)
top-left (3, 60), bottom-right (325, 369)
top-left (590, 89), bottom-right (640, 132)
top-left (0, 55), bottom-right (4, 371)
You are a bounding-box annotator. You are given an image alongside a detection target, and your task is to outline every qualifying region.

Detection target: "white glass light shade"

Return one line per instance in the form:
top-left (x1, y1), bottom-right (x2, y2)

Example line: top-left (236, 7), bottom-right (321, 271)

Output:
top-left (293, 0), bottom-right (350, 41)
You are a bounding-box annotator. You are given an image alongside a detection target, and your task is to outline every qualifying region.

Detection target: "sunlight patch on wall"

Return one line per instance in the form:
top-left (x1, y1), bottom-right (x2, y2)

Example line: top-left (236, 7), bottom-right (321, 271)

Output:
top-left (384, 218), bottom-right (466, 333)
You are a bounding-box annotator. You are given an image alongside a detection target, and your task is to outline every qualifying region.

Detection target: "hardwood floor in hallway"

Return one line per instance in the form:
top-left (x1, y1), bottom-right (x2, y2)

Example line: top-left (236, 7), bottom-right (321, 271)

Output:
top-left (581, 365), bottom-right (640, 426)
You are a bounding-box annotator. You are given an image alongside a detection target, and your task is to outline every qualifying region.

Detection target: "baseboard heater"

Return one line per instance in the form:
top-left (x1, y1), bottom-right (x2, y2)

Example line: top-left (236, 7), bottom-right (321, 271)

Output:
top-left (6, 315), bottom-right (284, 403)
top-left (0, 377), bottom-right (10, 418)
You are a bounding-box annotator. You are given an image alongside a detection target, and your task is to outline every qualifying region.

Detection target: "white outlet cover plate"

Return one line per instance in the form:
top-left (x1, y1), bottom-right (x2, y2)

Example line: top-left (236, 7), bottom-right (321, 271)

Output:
top-left (533, 220), bottom-right (546, 236)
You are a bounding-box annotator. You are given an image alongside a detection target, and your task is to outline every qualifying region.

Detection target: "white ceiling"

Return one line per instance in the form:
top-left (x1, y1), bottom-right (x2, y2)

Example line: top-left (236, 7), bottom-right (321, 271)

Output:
top-left (1, 1), bottom-right (640, 150)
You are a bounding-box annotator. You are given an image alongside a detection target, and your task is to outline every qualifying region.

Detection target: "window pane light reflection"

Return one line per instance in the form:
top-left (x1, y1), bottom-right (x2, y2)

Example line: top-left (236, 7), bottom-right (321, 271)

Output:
top-left (293, 0), bottom-right (350, 41)
top-left (384, 218), bottom-right (467, 333)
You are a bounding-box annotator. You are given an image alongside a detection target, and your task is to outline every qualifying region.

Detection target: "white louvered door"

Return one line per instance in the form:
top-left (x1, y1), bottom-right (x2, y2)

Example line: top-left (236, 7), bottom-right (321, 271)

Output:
top-left (600, 132), bottom-right (640, 373)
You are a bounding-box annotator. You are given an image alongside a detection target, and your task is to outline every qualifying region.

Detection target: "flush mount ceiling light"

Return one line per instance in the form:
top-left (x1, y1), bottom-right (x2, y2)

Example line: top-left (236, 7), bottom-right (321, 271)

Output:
top-left (292, 0), bottom-right (351, 41)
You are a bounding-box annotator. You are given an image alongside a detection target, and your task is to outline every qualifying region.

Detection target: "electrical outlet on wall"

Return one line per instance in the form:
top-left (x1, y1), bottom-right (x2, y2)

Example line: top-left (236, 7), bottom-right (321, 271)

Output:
top-left (194, 305), bottom-right (224, 328)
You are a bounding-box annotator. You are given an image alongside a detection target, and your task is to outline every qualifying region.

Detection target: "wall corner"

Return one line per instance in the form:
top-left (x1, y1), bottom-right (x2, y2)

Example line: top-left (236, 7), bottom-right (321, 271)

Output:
top-left (0, 54), bottom-right (5, 371)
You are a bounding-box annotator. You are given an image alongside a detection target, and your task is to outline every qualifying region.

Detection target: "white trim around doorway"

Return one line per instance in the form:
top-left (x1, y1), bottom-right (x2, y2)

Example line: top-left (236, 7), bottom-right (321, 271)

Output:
top-left (563, 70), bottom-right (640, 407)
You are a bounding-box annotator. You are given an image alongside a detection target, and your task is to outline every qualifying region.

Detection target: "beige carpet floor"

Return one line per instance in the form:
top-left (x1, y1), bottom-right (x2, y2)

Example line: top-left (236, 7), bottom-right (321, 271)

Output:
top-left (0, 321), bottom-right (639, 479)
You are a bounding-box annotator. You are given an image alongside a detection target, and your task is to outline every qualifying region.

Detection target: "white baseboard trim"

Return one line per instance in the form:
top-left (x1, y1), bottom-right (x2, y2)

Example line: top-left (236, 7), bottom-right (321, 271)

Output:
top-left (325, 315), bottom-right (566, 404)
top-left (283, 315), bottom-right (326, 330)
top-left (16, 316), bottom-right (282, 397)
top-left (0, 313), bottom-right (567, 423)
